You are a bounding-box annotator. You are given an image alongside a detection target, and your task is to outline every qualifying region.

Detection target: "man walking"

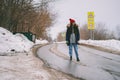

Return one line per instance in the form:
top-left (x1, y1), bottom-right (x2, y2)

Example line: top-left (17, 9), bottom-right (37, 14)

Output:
top-left (66, 18), bottom-right (80, 61)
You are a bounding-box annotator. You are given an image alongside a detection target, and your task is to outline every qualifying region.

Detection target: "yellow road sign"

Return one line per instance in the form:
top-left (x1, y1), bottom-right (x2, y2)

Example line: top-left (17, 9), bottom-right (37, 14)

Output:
top-left (88, 12), bottom-right (95, 30)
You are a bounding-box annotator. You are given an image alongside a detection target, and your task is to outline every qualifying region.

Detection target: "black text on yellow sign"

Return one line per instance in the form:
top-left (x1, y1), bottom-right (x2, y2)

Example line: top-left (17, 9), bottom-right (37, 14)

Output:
top-left (88, 12), bottom-right (95, 30)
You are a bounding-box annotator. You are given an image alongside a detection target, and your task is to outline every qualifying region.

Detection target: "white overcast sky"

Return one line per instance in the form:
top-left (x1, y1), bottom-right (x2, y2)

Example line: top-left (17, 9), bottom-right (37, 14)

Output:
top-left (35, 0), bottom-right (120, 39)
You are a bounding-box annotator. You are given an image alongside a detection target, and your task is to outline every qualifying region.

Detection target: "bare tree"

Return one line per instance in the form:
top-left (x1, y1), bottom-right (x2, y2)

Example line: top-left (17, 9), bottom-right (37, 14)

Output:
top-left (80, 24), bottom-right (89, 40)
top-left (57, 32), bottom-right (65, 41)
top-left (0, 0), bottom-right (56, 39)
top-left (115, 25), bottom-right (120, 40)
top-left (0, 0), bottom-right (34, 31)
top-left (30, 0), bottom-right (56, 38)
top-left (94, 23), bottom-right (107, 40)
top-left (80, 23), bottom-right (116, 40)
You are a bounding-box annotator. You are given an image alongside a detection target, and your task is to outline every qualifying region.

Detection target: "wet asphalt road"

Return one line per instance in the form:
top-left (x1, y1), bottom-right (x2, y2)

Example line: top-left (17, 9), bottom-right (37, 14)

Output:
top-left (37, 43), bottom-right (120, 80)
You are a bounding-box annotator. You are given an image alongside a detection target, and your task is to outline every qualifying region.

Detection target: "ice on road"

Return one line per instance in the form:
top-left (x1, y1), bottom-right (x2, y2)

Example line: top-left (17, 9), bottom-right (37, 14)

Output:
top-left (37, 43), bottom-right (120, 80)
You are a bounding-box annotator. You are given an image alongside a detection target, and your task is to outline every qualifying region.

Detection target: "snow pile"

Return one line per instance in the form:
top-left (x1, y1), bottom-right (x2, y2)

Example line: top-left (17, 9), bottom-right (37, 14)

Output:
top-left (0, 27), bottom-right (34, 54)
top-left (0, 27), bottom-right (57, 80)
top-left (35, 39), bottom-right (48, 44)
top-left (80, 40), bottom-right (120, 51)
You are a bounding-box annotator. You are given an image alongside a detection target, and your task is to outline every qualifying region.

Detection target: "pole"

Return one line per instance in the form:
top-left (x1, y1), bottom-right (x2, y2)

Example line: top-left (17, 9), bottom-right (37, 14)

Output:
top-left (92, 30), bottom-right (94, 40)
top-left (89, 30), bottom-right (94, 40)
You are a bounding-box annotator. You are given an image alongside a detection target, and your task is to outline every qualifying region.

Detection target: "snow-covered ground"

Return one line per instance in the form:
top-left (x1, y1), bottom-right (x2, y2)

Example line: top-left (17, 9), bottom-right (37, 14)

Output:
top-left (0, 27), bottom-right (78, 80)
top-left (0, 27), bottom-right (51, 80)
top-left (0, 27), bottom-right (120, 80)
top-left (80, 40), bottom-right (120, 53)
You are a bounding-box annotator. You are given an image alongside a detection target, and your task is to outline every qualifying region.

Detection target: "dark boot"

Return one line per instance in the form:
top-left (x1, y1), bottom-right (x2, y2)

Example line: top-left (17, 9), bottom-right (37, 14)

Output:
top-left (70, 56), bottom-right (72, 61)
top-left (77, 57), bottom-right (80, 61)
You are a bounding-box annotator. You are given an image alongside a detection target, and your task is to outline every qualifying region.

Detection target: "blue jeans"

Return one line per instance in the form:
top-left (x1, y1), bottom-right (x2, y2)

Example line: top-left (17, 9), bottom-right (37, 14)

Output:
top-left (69, 43), bottom-right (79, 58)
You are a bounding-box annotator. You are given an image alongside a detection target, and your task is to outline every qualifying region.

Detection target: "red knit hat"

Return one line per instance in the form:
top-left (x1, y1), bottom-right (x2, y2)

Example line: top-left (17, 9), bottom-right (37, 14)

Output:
top-left (69, 18), bottom-right (75, 23)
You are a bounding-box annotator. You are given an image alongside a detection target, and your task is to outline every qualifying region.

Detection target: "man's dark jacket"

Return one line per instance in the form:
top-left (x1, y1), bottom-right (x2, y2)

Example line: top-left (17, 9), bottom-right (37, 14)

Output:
top-left (66, 23), bottom-right (80, 45)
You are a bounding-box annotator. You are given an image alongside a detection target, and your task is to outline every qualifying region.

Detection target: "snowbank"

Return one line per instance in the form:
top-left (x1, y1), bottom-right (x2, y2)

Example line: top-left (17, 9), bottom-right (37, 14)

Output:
top-left (80, 39), bottom-right (120, 52)
top-left (0, 27), bottom-right (34, 55)
top-left (35, 39), bottom-right (48, 44)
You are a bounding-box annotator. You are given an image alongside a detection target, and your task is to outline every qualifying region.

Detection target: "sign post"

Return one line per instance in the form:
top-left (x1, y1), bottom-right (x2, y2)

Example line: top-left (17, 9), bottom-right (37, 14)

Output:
top-left (88, 12), bottom-right (95, 40)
